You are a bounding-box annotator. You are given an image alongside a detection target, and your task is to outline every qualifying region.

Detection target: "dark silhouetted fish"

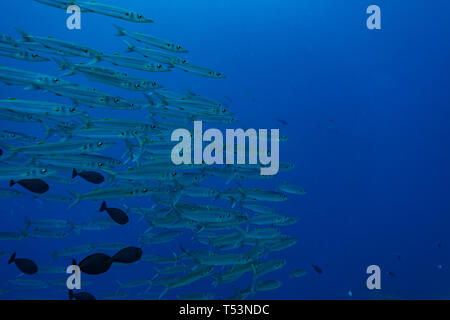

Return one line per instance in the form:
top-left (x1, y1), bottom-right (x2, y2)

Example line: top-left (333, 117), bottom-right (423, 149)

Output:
top-left (10, 179), bottom-right (49, 194)
top-left (72, 169), bottom-right (104, 184)
top-left (388, 271), bottom-right (395, 277)
top-left (112, 246), bottom-right (142, 263)
top-left (69, 289), bottom-right (96, 300)
top-left (100, 201), bottom-right (129, 225)
top-left (78, 253), bottom-right (113, 275)
top-left (312, 264), bottom-right (323, 274)
top-left (8, 252), bottom-right (38, 275)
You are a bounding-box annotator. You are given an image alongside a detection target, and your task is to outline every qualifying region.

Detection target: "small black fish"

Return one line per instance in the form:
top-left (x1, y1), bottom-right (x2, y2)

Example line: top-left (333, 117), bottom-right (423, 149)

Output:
top-left (69, 289), bottom-right (96, 301)
top-left (100, 201), bottom-right (129, 225)
top-left (8, 252), bottom-right (38, 275)
top-left (112, 247), bottom-right (143, 264)
top-left (10, 179), bottom-right (49, 194)
top-left (388, 271), bottom-right (395, 277)
top-left (312, 264), bottom-right (323, 274)
top-left (78, 253), bottom-right (113, 275)
top-left (72, 169), bottom-right (104, 184)
top-left (277, 119), bottom-right (288, 126)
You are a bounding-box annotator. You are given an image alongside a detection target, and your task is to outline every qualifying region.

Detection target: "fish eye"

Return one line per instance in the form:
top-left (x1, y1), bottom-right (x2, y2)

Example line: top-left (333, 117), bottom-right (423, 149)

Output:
top-left (135, 83), bottom-right (140, 88)
top-left (32, 54), bottom-right (37, 57)
top-left (157, 64), bottom-right (162, 69)
top-left (97, 142), bottom-right (103, 147)
top-left (137, 14), bottom-right (143, 19)
top-left (133, 130), bottom-right (138, 135)
top-left (120, 132), bottom-right (126, 136)
top-left (166, 44), bottom-right (170, 47)
top-left (208, 71), bottom-right (213, 75)
top-left (54, 78), bottom-right (60, 83)
top-left (98, 162), bottom-right (103, 167)
top-left (114, 98), bottom-right (120, 103)
top-left (41, 169), bottom-right (47, 174)
top-left (69, 107), bottom-right (76, 112)
top-left (143, 188), bottom-right (148, 193)
top-left (125, 12), bottom-right (130, 16)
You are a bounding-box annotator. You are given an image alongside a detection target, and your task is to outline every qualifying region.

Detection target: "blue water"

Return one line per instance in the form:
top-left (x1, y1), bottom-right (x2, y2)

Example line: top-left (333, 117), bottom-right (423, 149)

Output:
top-left (0, 0), bottom-right (449, 300)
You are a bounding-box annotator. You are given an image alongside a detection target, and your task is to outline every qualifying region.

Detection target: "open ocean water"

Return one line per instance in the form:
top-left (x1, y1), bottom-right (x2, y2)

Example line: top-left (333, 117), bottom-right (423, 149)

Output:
top-left (0, 0), bottom-right (449, 300)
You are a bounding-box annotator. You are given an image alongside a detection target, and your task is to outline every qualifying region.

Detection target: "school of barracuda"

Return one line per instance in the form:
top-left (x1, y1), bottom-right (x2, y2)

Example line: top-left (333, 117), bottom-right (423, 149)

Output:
top-left (0, 0), bottom-right (306, 300)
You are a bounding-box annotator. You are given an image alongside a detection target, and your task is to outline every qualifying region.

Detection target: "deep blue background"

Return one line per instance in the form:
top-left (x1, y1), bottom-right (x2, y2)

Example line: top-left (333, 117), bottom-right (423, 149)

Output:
top-left (0, 0), bottom-right (449, 299)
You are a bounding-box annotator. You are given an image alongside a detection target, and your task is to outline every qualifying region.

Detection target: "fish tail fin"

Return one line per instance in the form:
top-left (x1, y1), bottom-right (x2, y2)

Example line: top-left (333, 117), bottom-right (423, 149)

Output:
top-left (8, 252), bottom-right (16, 264)
top-left (152, 266), bottom-right (160, 278)
top-left (143, 93), bottom-right (158, 106)
top-left (143, 226), bottom-right (153, 234)
top-left (211, 276), bottom-right (220, 287)
top-left (144, 282), bottom-right (153, 293)
top-left (53, 57), bottom-right (75, 75)
top-left (236, 226), bottom-right (246, 236)
top-left (71, 168), bottom-right (78, 179)
top-left (179, 244), bottom-right (187, 255)
top-left (67, 190), bottom-right (82, 208)
top-left (158, 287), bottom-right (168, 300)
top-left (15, 28), bottom-right (32, 42)
top-left (72, 223), bottom-right (81, 235)
top-left (113, 24), bottom-right (126, 36)
top-left (226, 173), bottom-right (238, 185)
top-left (0, 142), bottom-right (18, 161)
top-left (53, 57), bottom-right (65, 71)
top-left (41, 123), bottom-right (55, 140)
top-left (99, 201), bottom-right (107, 212)
top-left (85, 57), bottom-right (99, 66)
top-left (24, 216), bottom-right (31, 230)
top-left (250, 263), bottom-right (258, 278)
top-left (67, 221), bottom-right (76, 232)
top-left (153, 92), bottom-right (169, 106)
top-left (124, 40), bottom-right (134, 52)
